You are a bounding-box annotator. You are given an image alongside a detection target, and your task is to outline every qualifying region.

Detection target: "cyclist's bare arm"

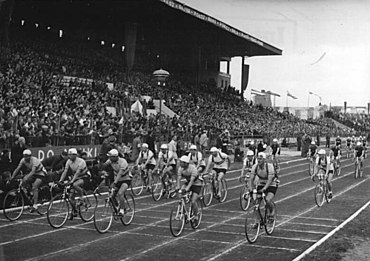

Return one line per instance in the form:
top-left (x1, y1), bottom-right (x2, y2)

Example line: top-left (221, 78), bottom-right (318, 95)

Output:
top-left (10, 162), bottom-right (23, 180)
top-left (248, 173), bottom-right (256, 191)
top-left (114, 168), bottom-right (129, 184)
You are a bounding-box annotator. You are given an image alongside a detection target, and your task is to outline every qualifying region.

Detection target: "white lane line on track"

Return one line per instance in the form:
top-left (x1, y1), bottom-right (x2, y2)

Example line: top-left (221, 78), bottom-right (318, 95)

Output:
top-left (247, 244), bottom-right (300, 253)
top-left (287, 222), bottom-right (337, 228)
top-left (292, 198), bottom-right (370, 261)
top-left (204, 174), bottom-right (370, 261)
top-left (278, 229), bottom-right (327, 235)
top-left (267, 235), bottom-right (317, 243)
top-left (278, 215), bottom-right (340, 222)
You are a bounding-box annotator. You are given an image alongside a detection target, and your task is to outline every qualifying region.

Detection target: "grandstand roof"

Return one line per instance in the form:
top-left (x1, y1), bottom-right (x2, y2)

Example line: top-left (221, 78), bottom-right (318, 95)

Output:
top-left (12, 0), bottom-right (282, 58)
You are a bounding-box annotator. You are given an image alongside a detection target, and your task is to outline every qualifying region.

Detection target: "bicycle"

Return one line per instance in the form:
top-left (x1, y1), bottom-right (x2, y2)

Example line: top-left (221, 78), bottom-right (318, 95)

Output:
top-left (3, 178), bottom-right (53, 221)
top-left (210, 171), bottom-right (228, 203)
top-left (332, 158), bottom-right (341, 176)
top-left (151, 168), bottom-right (177, 201)
top-left (200, 173), bottom-right (213, 207)
top-left (93, 186), bottom-right (135, 234)
top-left (169, 189), bottom-right (203, 237)
top-left (245, 191), bottom-right (276, 243)
top-left (239, 175), bottom-right (251, 211)
top-left (46, 181), bottom-right (97, 229)
top-left (130, 166), bottom-right (148, 196)
top-left (354, 156), bottom-right (362, 179)
top-left (314, 171), bottom-right (331, 207)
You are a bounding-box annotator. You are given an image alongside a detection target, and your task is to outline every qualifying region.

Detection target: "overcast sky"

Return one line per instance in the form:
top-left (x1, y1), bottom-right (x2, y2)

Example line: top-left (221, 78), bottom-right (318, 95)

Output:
top-left (182, 0), bottom-right (370, 108)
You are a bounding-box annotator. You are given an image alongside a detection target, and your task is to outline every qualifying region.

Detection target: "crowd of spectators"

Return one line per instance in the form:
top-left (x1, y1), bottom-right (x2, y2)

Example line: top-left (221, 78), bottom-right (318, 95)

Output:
top-left (0, 25), bottom-right (357, 156)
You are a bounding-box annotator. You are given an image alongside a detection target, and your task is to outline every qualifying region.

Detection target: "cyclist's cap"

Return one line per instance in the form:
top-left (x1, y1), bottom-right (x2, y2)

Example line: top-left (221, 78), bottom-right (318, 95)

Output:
top-left (273, 138), bottom-right (278, 142)
top-left (257, 152), bottom-right (266, 159)
top-left (250, 141), bottom-right (255, 145)
top-left (142, 143), bottom-right (148, 148)
top-left (179, 155), bottom-right (190, 163)
top-left (210, 147), bottom-right (218, 152)
top-left (263, 144), bottom-right (267, 149)
top-left (160, 144), bottom-right (168, 150)
top-left (23, 149), bottom-right (32, 156)
top-left (190, 145), bottom-right (197, 150)
top-left (68, 148), bottom-right (78, 155)
top-left (318, 149), bottom-right (326, 155)
top-left (107, 149), bottom-right (119, 157)
top-left (311, 141), bottom-right (316, 145)
top-left (246, 150), bottom-right (254, 156)
top-left (357, 141), bottom-right (362, 146)
top-left (61, 150), bottom-right (68, 156)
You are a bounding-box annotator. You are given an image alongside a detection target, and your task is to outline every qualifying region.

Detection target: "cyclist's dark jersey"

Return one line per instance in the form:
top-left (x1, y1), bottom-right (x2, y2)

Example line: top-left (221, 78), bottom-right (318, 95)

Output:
top-left (249, 145), bottom-right (257, 155)
top-left (309, 144), bottom-right (318, 156)
top-left (331, 146), bottom-right (339, 157)
top-left (355, 146), bottom-right (364, 157)
top-left (346, 138), bottom-right (351, 146)
top-left (336, 138), bottom-right (341, 146)
top-left (271, 144), bottom-right (280, 155)
top-left (363, 140), bottom-right (367, 147)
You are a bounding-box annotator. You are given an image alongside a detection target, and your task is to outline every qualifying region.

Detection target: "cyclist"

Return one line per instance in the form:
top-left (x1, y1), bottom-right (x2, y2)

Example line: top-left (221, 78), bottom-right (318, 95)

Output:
top-left (188, 145), bottom-right (206, 176)
top-left (362, 137), bottom-right (367, 158)
top-left (353, 141), bottom-right (365, 175)
top-left (346, 136), bottom-right (352, 156)
top-left (59, 148), bottom-right (91, 218)
top-left (135, 143), bottom-right (156, 191)
top-left (101, 149), bottom-right (131, 215)
top-left (335, 136), bottom-right (342, 148)
top-left (248, 140), bottom-right (258, 156)
top-left (239, 150), bottom-right (257, 182)
top-left (270, 138), bottom-right (281, 173)
top-left (176, 155), bottom-right (203, 225)
top-left (9, 149), bottom-right (47, 212)
top-left (314, 149), bottom-right (334, 200)
top-left (329, 144), bottom-right (341, 176)
top-left (249, 152), bottom-right (277, 219)
top-left (154, 144), bottom-right (177, 190)
top-left (41, 150), bottom-right (69, 182)
top-left (204, 147), bottom-right (231, 198)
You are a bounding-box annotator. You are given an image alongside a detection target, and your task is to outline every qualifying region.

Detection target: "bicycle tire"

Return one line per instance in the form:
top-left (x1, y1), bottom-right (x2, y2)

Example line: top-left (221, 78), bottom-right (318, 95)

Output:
top-left (190, 199), bottom-right (203, 229)
top-left (37, 186), bottom-right (52, 215)
top-left (245, 207), bottom-right (260, 243)
top-left (354, 161), bottom-right (359, 179)
top-left (240, 186), bottom-right (251, 211)
top-left (93, 197), bottom-right (113, 233)
top-left (3, 189), bottom-right (25, 221)
top-left (79, 192), bottom-right (97, 222)
top-left (202, 182), bottom-right (213, 207)
top-left (120, 193), bottom-right (135, 226)
top-left (47, 194), bottom-right (69, 229)
top-left (131, 173), bottom-right (144, 196)
top-left (308, 161), bottom-right (314, 176)
top-left (151, 174), bottom-right (164, 201)
top-left (169, 204), bottom-right (185, 237)
top-left (314, 182), bottom-right (325, 207)
top-left (264, 202), bottom-right (276, 235)
top-left (219, 178), bottom-right (228, 202)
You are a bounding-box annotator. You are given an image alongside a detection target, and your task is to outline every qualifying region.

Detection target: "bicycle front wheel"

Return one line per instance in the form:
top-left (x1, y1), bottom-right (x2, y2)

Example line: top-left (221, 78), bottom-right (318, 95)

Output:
top-left (240, 186), bottom-right (251, 211)
top-left (79, 192), bottom-right (98, 222)
top-left (202, 182), bottom-right (213, 207)
top-left (264, 202), bottom-right (276, 235)
top-left (93, 197), bottom-right (113, 233)
top-left (354, 161), bottom-right (359, 179)
top-left (314, 182), bottom-right (325, 207)
top-left (3, 190), bottom-right (25, 221)
top-left (169, 204), bottom-right (185, 237)
top-left (131, 173), bottom-right (144, 196)
top-left (219, 179), bottom-right (228, 203)
top-left (151, 174), bottom-right (164, 201)
top-left (245, 208), bottom-right (260, 244)
top-left (37, 186), bottom-right (52, 215)
top-left (190, 199), bottom-right (203, 229)
top-left (120, 194), bottom-right (135, 226)
top-left (47, 195), bottom-right (69, 228)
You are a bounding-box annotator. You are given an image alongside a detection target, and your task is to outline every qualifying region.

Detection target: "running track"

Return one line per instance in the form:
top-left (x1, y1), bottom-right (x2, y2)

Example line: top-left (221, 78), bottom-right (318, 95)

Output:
top-left (1, 154), bottom-right (369, 261)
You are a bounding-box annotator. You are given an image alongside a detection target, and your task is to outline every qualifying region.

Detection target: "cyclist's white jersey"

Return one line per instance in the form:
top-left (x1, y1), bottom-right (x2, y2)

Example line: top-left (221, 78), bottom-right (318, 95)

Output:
top-left (315, 156), bottom-right (334, 172)
top-left (168, 140), bottom-right (178, 159)
top-left (158, 150), bottom-right (176, 165)
top-left (188, 152), bottom-right (206, 167)
top-left (243, 157), bottom-right (257, 169)
top-left (137, 150), bottom-right (156, 165)
top-left (18, 156), bottom-right (47, 176)
top-left (208, 151), bottom-right (229, 169)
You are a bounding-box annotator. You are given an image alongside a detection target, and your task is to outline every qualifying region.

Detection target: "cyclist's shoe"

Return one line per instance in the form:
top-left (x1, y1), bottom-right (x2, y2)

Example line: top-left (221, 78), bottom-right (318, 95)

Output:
top-left (119, 208), bottom-right (125, 216)
top-left (267, 215), bottom-right (275, 224)
top-left (192, 217), bottom-right (199, 227)
top-left (69, 209), bottom-right (78, 220)
top-left (327, 191), bottom-right (333, 201)
top-left (252, 223), bottom-right (259, 229)
top-left (29, 206), bottom-right (38, 213)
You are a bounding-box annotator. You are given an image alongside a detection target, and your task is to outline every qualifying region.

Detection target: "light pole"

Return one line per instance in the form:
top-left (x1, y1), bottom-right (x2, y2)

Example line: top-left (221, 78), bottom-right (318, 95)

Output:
top-left (152, 69), bottom-right (170, 117)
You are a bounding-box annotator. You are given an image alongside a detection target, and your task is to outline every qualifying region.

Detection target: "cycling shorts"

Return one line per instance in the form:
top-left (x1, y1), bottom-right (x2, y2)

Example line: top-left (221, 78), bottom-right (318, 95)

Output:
top-left (185, 183), bottom-right (202, 195)
top-left (257, 185), bottom-right (277, 195)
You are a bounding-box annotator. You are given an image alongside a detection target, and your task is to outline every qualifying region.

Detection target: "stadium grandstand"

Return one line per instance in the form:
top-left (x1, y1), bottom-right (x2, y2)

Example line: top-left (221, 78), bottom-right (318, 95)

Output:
top-left (0, 0), bottom-right (367, 159)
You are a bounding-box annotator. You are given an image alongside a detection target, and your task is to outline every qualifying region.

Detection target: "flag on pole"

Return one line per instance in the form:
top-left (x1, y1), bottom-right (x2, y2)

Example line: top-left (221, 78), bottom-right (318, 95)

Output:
top-left (287, 91), bottom-right (297, 99)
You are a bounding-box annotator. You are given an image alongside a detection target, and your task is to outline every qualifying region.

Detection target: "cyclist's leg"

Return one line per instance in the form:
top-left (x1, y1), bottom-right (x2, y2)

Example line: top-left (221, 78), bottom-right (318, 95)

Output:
top-left (190, 185), bottom-right (202, 218)
top-left (117, 181), bottom-right (130, 214)
top-left (217, 171), bottom-right (225, 197)
top-left (73, 179), bottom-right (84, 199)
top-left (264, 187), bottom-right (277, 216)
top-left (31, 177), bottom-right (43, 209)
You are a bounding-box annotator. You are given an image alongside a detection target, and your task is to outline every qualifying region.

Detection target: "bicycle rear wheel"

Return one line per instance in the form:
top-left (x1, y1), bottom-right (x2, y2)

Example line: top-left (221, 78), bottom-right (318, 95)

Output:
top-left (131, 173), bottom-right (144, 196)
top-left (120, 194), bottom-right (135, 226)
top-left (151, 174), bottom-right (164, 201)
top-left (314, 182), bottom-right (325, 207)
top-left (93, 197), bottom-right (113, 233)
top-left (37, 186), bottom-right (52, 215)
top-left (3, 190), bottom-right (25, 221)
top-left (202, 182), bottom-right (213, 207)
top-left (190, 199), bottom-right (203, 229)
top-left (79, 192), bottom-right (97, 222)
top-left (240, 186), bottom-right (251, 211)
top-left (264, 202), bottom-right (276, 235)
top-left (169, 204), bottom-right (185, 237)
top-left (354, 161), bottom-right (359, 179)
top-left (245, 208), bottom-right (260, 243)
top-left (219, 179), bottom-right (228, 202)
top-left (47, 194), bottom-right (69, 228)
